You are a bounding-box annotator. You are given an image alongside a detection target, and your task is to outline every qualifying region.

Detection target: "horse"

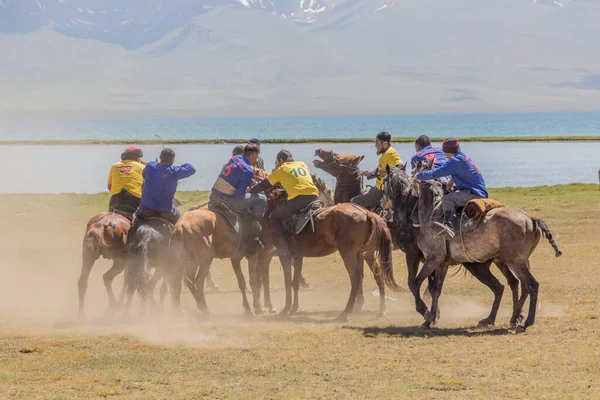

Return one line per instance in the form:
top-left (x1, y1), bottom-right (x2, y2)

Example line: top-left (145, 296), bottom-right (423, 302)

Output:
top-left (168, 172), bottom-right (334, 317)
top-left (315, 148), bottom-right (528, 328)
top-left (78, 211), bottom-right (131, 319)
top-left (122, 214), bottom-right (178, 315)
top-left (408, 160), bottom-right (562, 332)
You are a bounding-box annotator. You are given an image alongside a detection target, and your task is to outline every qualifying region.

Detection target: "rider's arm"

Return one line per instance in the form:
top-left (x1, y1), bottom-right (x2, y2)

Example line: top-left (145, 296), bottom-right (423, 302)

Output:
top-left (248, 178), bottom-right (273, 194)
top-left (417, 158), bottom-right (458, 181)
top-left (107, 166), bottom-right (114, 192)
top-left (174, 163), bottom-right (196, 180)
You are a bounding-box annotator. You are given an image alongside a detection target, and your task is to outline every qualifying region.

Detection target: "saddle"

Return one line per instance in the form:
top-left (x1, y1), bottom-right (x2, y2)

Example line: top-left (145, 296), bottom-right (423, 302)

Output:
top-left (109, 204), bottom-right (137, 222)
top-left (208, 200), bottom-right (263, 257)
top-left (432, 198), bottom-right (504, 235)
top-left (283, 200), bottom-right (325, 236)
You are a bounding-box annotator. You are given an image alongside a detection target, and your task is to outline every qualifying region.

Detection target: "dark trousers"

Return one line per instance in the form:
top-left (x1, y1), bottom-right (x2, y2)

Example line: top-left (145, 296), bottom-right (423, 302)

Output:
top-left (109, 190), bottom-right (140, 214)
top-left (350, 187), bottom-right (383, 210)
top-left (269, 195), bottom-right (318, 236)
top-left (136, 203), bottom-right (181, 225)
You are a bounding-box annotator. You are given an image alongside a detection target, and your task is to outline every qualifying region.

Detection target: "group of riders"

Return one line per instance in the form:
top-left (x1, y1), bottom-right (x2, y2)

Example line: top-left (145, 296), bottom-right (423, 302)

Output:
top-left (107, 132), bottom-right (488, 256)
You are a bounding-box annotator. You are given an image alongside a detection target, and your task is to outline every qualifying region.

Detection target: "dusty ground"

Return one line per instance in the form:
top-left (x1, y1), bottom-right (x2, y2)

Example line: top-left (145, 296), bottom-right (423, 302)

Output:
top-left (0, 184), bottom-right (599, 399)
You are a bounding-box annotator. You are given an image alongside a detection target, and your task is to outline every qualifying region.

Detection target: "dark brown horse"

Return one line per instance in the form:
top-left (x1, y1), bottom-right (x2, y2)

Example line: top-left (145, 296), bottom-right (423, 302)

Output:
top-left (78, 212), bottom-right (130, 318)
top-left (170, 175), bottom-right (400, 321)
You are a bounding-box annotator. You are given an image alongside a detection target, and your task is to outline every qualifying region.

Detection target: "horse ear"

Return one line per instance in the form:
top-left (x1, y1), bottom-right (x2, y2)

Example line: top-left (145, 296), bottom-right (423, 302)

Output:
top-left (416, 161), bottom-right (422, 170)
top-left (386, 164), bottom-right (391, 175)
top-left (400, 163), bottom-right (406, 172)
top-left (428, 158), bottom-right (435, 169)
top-left (357, 155), bottom-right (365, 165)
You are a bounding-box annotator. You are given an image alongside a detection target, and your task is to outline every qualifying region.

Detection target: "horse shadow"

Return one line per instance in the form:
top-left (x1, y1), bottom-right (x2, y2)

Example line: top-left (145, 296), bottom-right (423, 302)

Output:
top-left (343, 325), bottom-right (512, 338)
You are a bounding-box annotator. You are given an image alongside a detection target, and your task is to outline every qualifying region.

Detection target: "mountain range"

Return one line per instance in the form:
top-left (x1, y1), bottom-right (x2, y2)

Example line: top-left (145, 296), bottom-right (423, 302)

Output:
top-left (1, 0), bottom-right (599, 118)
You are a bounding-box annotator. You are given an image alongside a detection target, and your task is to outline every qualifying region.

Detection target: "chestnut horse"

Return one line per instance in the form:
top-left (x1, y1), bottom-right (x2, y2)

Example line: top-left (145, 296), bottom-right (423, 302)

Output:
top-left (78, 212), bottom-right (130, 318)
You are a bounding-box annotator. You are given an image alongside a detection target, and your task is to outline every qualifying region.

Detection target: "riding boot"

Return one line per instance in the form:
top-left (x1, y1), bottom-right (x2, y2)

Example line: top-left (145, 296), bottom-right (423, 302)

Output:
top-left (270, 235), bottom-right (291, 257)
top-left (433, 210), bottom-right (456, 240)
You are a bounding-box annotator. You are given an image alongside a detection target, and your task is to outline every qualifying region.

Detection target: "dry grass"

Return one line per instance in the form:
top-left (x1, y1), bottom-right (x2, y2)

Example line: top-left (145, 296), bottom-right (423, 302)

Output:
top-left (0, 184), bottom-right (599, 399)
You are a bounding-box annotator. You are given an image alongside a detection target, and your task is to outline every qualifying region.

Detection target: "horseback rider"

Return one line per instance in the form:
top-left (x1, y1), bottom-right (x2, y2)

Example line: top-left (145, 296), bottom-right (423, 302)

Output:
top-left (134, 148), bottom-right (196, 225)
top-left (351, 131), bottom-right (403, 210)
top-left (249, 138), bottom-right (265, 170)
top-left (416, 138), bottom-right (488, 239)
top-left (210, 143), bottom-right (268, 246)
top-left (409, 135), bottom-right (451, 227)
top-left (249, 150), bottom-right (319, 257)
top-left (107, 146), bottom-right (145, 215)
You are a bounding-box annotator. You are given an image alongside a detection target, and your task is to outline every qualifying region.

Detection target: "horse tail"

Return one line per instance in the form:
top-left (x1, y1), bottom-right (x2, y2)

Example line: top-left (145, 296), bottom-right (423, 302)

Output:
top-left (362, 213), bottom-right (403, 293)
top-left (533, 218), bottom-right (563, 257)
top-left (123, 225), bottom-right (156, 301)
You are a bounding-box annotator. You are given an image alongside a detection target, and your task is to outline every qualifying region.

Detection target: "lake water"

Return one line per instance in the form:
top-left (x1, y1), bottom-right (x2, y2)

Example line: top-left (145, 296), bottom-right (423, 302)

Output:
top-left (1, 142), bottom-right (598, 194)
top-left (2, 111), bottom-right (600, 141)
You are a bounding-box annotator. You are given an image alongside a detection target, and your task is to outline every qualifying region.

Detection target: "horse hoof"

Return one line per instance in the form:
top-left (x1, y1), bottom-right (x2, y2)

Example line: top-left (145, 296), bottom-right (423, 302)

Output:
top-left (477, 319), bottom-right (495, 328)
top-left (254, 307), bottom-right (266, 316)
top-left (515, 324), bottom-right (527, 334)
top-left (421, 321), bottom-right (431, 330)
top-left (377, 311), bottom-right (387, 318)
top-left (269, 308), bottom-right (278, 315)
top-left (335, 313), bottom-right (348, 323)
top-left (244, 310), bottom-right (255, 319)
top-left (278, 310), bottom-right (290, 319)
top-left (424, 311), bottom-right (435, 323)
top-left (290, 307), bottom-right (299, 315)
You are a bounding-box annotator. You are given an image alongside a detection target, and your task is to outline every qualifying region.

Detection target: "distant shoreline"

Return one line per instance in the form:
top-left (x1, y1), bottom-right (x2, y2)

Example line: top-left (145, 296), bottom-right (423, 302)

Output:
top-left (2, 136), bottom-right (600, 146)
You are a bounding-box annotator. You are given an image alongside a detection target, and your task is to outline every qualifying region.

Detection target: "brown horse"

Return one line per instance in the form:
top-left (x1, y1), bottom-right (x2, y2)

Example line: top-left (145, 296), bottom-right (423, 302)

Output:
top-left (169, 172), bottom-right (334, 317)
top-left (78, 212), bottom-right (130, 318)
top-left (411, 160), bottom-right (563, 332)
top-left (170, 174), bottom-right (400, 321)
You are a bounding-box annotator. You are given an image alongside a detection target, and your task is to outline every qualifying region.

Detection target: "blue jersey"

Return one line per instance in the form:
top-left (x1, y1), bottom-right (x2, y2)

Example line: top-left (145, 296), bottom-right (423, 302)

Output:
top-left (140, 161), bottom-right (196, 211)
top-left (417, 151), bottom-right (488, 198)
top-left (212, 155), bottom-right (255, 199)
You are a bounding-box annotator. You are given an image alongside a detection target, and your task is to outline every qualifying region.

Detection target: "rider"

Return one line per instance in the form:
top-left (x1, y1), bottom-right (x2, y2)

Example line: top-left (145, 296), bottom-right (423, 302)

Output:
top-left (232, 144), bottom-right (245, 157)
top-left (409, 135), bottom-right (450, 227)
top-left (210, 143), bottom-right (268, 235)
top-left (249, 150), bottom-right (319, 257)
top-left (351, 131), bottom-right (403, 210)
top-left (135, 148), bottom-right (196, 225)
top-left (249, 138), bottom-right (265, 170)
top-left (107, 146), bottom-right (145, 214)
top-left (416, 138), bottom-right (488, 239)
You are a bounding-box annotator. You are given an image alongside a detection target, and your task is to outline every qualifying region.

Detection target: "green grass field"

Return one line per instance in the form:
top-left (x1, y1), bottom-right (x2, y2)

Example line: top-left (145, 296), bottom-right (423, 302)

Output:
top-left (0, 184), bottom-right (598, 399)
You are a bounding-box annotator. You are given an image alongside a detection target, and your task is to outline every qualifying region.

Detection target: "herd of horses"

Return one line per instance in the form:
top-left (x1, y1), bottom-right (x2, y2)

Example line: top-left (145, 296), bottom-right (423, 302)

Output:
top-left (78, 148), bottom-right (562, 333)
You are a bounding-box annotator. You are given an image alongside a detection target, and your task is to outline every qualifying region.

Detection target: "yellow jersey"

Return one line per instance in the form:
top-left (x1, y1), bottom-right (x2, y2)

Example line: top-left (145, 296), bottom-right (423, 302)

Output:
top-left (107, 160), bottom-right (145, 198)
top-left (376, 147), bottom-right (403, 189)
top-left (267, 161), bottom-right (319, 200)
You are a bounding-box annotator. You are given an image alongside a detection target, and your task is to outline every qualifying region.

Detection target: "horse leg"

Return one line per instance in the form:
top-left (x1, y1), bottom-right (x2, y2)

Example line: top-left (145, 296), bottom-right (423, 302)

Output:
top-left (494, 260), bottom-right (523, 326)
top-left (184, 262), bottom-right (211, 317)
top-left (260, 253), bottom-right (276, 314)
top-left (336, 252), bottom-right (362, 322)
top-left (168, 259), bottom-right (184, 314)
top-left (509, 261), bottom-right (539, 333)
top-left (405, 246), bottom-right (423, 306)
top-left (365, 255), bottom-right (386, 317)
top-left (354, 257), bottom-right (366, 313)
top-left (411, 257), bottom-right (443, 324)
top-left (291, 257), bottom-right (303, 314)
top-left (78, 251), bottom-right (98, 320)
top-left (247, 255), bottom-right (265, 315)
top-left (427, 265), bottom-right (448, 327)
top-left (278, 255), bottom-right (294, 318)
top-left (205, 270), bottom-right (220, 292)
top-left (462, 260), bottom-right (503, 327)
top-left (102, 257), bottom-right (126, 316)
top-left (231, 257), bottom-right (253, 317)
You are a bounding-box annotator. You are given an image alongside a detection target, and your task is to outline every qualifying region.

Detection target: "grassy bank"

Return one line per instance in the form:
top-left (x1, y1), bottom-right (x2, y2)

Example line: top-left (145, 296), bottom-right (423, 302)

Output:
top-left (0, 183), bottom-right (598, 399)
top-left (2, 135), bottom-right (600, 146)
